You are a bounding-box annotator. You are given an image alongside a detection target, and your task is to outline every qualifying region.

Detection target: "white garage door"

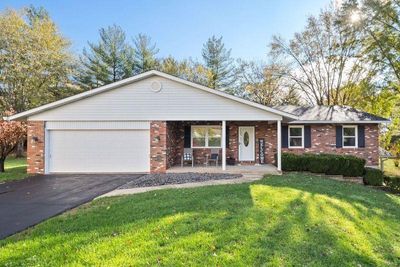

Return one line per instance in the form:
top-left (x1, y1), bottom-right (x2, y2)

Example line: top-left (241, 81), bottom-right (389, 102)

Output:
top-left (48, 128), bottom-right (150, 173)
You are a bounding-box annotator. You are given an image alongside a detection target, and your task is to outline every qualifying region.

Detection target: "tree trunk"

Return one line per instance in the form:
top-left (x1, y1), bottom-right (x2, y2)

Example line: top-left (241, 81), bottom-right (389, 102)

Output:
top-left (0, 159), bottom-right (4, 173)
top-left (15, 139), bottom-right (25, 158)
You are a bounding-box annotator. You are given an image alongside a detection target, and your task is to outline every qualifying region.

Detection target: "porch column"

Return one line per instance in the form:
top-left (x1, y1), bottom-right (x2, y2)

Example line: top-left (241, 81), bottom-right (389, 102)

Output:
top-left (222, 120), bottom-right (226, 171)
top-left (277, 120), bottom-right (282, 172)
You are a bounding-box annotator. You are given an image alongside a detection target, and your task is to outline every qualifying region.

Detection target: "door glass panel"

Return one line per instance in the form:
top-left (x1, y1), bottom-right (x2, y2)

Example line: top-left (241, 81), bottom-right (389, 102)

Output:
top-left (244, 131), bottom-right (249, 147)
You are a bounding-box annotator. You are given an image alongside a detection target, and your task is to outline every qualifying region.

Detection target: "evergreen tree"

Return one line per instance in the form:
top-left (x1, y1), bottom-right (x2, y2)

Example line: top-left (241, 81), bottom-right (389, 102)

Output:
top-left (201, 35), bottom-right (234, 89)
top-left (78, 25), bottom-right (134, 89)
top-left (133, 33), bottom-right (159, 74)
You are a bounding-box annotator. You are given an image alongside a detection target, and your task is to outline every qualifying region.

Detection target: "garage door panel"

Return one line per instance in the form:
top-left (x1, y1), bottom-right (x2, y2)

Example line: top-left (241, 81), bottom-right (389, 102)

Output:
top-left (48, 130), bottom-right (149, 173)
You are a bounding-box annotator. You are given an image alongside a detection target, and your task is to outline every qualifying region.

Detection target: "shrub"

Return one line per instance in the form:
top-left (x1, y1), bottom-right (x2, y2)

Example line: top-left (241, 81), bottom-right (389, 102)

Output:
top-left (281, 153), bottom-right (307, 171)
top-left (363, 168), bottom-right (384, 186)
top-left (384, 176), bottom-right (400, 192)
top-left (281, 153), bottom-right (366, 177)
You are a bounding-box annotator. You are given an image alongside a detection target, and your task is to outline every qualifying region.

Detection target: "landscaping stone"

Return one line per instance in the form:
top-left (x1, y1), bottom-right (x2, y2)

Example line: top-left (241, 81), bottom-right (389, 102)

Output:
top-left (119, 173), bottom-right (242, 189)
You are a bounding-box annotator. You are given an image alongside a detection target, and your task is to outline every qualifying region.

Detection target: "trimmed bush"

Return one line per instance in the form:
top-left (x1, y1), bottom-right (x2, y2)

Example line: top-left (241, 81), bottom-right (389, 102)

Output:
top-left (281, 153), bottom-right (366, 177)
top-left (384, 175), bottom-right (400, 192)
top-left (363, 168), bottom-right (384, 186)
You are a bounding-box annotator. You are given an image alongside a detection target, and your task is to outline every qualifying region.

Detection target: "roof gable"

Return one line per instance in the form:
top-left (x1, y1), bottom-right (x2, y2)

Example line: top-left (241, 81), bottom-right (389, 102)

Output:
top-left (7, 70), bottom-right (297, 121)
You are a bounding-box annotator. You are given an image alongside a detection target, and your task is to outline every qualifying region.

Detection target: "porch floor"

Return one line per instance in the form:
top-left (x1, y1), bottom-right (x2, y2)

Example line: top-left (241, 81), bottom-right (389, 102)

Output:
top-left (166, 164), bottom-right (280, 176)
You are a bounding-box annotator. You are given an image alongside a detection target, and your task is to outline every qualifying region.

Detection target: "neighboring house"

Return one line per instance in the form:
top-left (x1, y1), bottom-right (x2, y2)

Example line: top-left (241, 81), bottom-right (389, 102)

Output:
top-left (6, 70), bottom-right (389, 174)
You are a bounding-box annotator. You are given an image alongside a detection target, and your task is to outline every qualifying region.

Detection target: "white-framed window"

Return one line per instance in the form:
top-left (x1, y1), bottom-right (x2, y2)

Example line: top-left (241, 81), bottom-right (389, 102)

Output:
top-left (289, 125), bottom-right (304, 148)
top-left (343, 125), bottom-right (358, 148)
top-left (191, 125), bottom-right (222, 148)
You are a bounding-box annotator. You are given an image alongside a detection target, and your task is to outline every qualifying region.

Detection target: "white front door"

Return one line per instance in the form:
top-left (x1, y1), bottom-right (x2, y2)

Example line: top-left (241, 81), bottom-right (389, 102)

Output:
top-left (238, 126), bottom-right (255, 161)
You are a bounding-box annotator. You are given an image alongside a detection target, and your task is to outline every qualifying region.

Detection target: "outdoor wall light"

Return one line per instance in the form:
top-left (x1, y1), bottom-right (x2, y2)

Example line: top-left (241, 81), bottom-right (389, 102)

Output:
top-left (32, 136), bottom-right (39, 142)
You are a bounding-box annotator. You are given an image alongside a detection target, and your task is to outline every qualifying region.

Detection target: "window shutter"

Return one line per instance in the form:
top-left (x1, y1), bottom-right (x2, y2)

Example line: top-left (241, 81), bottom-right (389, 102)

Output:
top-left (304, 126), bottom-right (311, 148)
top-left (184, 126), bottom-right (191, 148)
top-left (225, 126), bottom-right (230, 149)
top-left (336, 126), bottom-right (343, 148)
top-left (282, 125), bottom-right (288, 148)
top-left (358, 125), bottom-right (365, 148)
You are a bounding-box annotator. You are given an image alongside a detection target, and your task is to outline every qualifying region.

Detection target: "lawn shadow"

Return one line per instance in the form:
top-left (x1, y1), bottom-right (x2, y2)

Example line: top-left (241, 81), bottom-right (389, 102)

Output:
top-left (1, 175), bottom-right (399, 265)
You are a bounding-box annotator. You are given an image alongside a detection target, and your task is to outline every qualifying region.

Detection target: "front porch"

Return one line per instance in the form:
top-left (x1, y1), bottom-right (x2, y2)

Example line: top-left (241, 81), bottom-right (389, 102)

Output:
top-left (161, 120), bottom-right (283, 174)
top-left (167, 164), bottom-right (280, 176)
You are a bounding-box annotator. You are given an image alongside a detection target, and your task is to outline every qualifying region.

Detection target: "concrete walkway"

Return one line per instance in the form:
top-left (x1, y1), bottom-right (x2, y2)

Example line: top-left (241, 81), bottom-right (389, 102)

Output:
top-left (100, 174), bottom-right (264, 198)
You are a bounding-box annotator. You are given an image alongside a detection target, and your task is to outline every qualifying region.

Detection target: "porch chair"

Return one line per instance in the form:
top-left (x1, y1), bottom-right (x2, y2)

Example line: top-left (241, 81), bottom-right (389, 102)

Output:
top-left (181, 148), bottom-right (194, 167)
top-left (207, 148), bottom-right (220, 167)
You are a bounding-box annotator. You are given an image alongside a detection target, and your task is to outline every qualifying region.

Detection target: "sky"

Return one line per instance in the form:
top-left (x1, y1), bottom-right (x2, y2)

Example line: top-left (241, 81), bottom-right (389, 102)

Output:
top-left (0, 0), bottom-right (332, 61)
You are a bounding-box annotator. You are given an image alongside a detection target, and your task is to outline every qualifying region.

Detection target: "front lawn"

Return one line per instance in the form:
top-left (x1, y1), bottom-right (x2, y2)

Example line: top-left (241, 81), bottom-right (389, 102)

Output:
top-left (384, 159), bottom-right (400, 177)
top-left (0, 157), bottom-right (28, 183)
top-left (1, 174), bottom-right (399, 266)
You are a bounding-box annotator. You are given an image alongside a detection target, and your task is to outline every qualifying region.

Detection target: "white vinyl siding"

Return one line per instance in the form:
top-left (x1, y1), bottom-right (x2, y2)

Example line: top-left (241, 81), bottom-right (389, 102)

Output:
top-left (46, 121), bottom-right (150, 130)
top-left (30, 77), bottom-right (282, 121)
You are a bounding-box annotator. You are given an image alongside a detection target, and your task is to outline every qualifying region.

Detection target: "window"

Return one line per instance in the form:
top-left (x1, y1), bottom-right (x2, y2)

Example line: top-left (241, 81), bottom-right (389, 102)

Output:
top-left (191, 126), bottom-right (222, 148)
top-left (289, 126), bottom-right (304, 148)
top-left (343, 125), bottom-right (358, 148)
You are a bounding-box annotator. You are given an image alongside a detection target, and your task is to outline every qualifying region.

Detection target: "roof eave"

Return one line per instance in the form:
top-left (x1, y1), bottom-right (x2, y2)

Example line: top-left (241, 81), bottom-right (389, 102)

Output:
top-left (6, 70), bottom-right (299, 121)
top-left (288, 120), bottom-right (390, 124)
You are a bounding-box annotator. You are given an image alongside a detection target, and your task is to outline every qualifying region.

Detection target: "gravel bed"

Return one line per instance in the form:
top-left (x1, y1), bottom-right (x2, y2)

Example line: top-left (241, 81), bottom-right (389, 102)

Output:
top-left (119, 173), bottom-right (242, 189)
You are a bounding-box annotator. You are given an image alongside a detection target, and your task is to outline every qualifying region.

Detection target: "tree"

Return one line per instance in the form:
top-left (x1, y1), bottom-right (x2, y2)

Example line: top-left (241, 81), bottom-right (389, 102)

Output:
top-left (0, 115), bottom-right (26, 172)
top-left (158, 57), bottom-right (212, 86)
top-left (0, 8), bottom-right (75, 114)
top-left (235, 60), bottom-right (300, 105)
top-left (338, 0), bottom-right (400, 147)
top-left (78, 25), bottom-right (134, 89)
top-left (133, 33), bottom-right (159, 74)
top-left (269, 4), bottom-right (372, 105)
top-left (202, 35), bottom-right (234, 89)
top-left (349, 0), bottom-right (400, 86)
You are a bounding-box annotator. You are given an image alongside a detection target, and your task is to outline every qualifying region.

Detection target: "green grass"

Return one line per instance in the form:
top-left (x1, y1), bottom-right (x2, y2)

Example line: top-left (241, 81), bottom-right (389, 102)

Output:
top-left (384, 159), bottom-right (400, 177)
top-left (0, 157), bottom-right (28, 183)
top-left (1, 174), bottom-right (399, 266)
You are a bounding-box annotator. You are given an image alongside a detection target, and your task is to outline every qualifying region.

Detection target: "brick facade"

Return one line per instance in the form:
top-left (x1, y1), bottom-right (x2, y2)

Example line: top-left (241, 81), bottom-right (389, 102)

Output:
top-left (25, 120), bottom-right (380, 175)
top-left (166, 121), bottom-right (184, 168)
top-left (227, 121), bottom-right (277, 165)
top-left (150, 121), bottom-right (168, 173)
top-left (163, 121), bottom-right (278, 168)
top-left (162, 121), bottom-right (379, 170)
top-left (27, 121), bottom-right (45, 174)
top-left (282, 124), bottom-right (379, 166)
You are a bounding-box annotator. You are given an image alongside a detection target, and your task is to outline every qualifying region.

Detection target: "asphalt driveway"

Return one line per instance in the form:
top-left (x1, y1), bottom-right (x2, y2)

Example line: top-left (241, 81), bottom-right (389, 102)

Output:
top-left (0, 174), bottom-right (143, 239)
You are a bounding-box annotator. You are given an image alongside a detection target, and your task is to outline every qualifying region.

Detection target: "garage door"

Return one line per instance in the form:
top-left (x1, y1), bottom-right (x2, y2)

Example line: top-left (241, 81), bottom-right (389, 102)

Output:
top-left (47, 122), bottom-right (150, 173)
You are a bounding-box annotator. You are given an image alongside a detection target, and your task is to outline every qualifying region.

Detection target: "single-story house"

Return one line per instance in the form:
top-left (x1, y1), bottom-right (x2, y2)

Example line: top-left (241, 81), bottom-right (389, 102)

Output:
top-left (6, 70), bottom-right (389, 174)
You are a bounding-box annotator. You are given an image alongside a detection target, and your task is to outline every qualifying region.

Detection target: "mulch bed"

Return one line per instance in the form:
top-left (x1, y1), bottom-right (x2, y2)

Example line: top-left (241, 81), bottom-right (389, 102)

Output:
top-left (119, 173), bottom-right (243, 189)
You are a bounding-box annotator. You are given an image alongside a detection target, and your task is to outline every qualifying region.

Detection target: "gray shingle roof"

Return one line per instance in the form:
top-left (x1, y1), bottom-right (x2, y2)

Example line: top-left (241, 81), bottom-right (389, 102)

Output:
top-left (275, 105), bottom-right (389, 123)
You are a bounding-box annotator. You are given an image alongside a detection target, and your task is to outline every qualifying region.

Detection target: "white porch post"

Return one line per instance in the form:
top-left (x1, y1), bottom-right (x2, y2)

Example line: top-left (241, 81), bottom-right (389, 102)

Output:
top-left (277, 120), bottom-right (282, 172)
top-left (222, 120), bottom-right (226, 171)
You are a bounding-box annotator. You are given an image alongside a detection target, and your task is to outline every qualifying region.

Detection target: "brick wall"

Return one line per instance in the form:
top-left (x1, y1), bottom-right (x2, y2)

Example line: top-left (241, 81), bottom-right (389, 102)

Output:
top-left (166, 121), bottom-right (184, 168)
top-left (27, 121), bottom-right (45, 174)
top-left (227, 121), bottom-right (277, 165)
top-left (282, 124), bottom-right (379, 166)
top-left (163, 121), bottom-right (278, 167)
top-left (150, 121), bottom-right (167, 173)
top-left (155, 121), bottom-right (380, 171)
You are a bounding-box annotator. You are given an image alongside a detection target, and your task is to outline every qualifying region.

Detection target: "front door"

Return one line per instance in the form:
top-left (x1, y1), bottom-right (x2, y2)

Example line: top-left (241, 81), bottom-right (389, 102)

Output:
top-left (238, 126), bottom-right (255, 161)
